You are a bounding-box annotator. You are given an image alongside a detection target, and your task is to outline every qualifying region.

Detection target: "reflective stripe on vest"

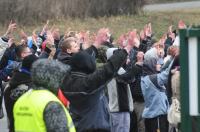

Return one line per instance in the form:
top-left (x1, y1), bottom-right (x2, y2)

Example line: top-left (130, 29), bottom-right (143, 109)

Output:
top-left (14, 89), bottom-right (76, 132)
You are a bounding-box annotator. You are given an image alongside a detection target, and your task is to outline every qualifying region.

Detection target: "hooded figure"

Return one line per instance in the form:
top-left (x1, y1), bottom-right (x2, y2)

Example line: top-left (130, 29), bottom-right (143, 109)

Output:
top-left (141, 48), bottom-right (174, 132)
top-left (106, 48), bottom-right (133, 132)
top-left (61, 49), bottom-right (128, 132)
top-left (13, 59), bottom-right (76, 132)
top-left (70, 51), bottom-right (96, 74)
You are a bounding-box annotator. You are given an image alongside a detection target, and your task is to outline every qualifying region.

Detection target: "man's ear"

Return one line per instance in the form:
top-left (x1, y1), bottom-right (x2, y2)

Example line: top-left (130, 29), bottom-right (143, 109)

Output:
top-left (21, 53), bottom-right (25, 58)
top-left (67, 49), bottom-right (72, 54)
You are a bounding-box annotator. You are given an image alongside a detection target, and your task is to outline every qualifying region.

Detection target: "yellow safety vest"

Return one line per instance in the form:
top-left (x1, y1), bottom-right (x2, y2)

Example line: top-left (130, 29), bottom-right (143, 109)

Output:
top-left (14, 89), bottom-right (76, 132)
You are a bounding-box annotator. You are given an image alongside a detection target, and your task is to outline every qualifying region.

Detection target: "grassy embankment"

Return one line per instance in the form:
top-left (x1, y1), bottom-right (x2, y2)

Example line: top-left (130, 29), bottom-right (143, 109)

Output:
top-left (0, 9), bottom-right (200, 42)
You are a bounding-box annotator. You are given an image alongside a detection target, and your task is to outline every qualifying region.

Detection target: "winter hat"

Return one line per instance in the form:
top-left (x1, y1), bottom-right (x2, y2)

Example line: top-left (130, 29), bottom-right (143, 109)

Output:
top-left (31, 59), bottom-right (71, 93)
top-left (22, 54), bottom-right (38, 71)
top-left (70, 51), bottom-right (96, 74)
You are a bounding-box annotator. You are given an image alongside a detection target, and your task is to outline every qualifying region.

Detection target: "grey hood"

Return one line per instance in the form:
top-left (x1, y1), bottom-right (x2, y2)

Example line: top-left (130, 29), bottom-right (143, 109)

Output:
top-left (31, 59), bottom-right (71, 94)
top-left (143, 48), bottom-right (158, 76)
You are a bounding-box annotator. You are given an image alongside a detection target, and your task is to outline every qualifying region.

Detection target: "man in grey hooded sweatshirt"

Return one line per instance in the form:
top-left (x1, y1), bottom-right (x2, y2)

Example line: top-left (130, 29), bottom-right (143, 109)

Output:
top-left (106, 48), bottom-right (134, 132)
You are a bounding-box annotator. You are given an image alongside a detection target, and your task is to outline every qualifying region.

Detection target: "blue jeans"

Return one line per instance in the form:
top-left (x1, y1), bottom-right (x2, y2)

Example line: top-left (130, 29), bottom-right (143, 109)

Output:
top-left (110, 112), bottom-right (130, 132)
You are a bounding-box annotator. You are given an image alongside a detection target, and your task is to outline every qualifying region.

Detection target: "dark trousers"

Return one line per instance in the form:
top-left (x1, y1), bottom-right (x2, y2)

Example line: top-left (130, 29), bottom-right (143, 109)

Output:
top-left (145, 115), bottom-right (168, 132)
top-left (0, 82), bottom-right (4, 119)
top-left (4, 87), bottom-right (15, 132)
top-left (130, 110), bottom-right (138, 132)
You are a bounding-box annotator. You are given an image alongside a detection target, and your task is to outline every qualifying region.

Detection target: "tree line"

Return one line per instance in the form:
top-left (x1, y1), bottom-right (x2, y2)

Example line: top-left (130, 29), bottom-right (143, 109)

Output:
top-left (0, 0), bottom-right (146, 24)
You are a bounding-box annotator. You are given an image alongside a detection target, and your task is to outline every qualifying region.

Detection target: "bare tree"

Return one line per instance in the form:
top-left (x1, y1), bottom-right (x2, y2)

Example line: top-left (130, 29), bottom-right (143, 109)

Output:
top-left (0, 0), bottom-right (146, 24)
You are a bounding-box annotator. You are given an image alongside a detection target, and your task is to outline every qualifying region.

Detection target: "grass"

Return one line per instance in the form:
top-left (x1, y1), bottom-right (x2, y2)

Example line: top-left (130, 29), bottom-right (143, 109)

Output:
top-left (1, 9), bottom-right (200, 42)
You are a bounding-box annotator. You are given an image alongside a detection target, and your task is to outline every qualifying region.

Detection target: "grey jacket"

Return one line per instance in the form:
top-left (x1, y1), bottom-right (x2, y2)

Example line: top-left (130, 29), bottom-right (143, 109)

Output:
top-left (0, 37), bottom-right (9, 59)
top-left (107, 68), bottom-right (134, 112)
top-left (106, 48), bottom-right (133, 113)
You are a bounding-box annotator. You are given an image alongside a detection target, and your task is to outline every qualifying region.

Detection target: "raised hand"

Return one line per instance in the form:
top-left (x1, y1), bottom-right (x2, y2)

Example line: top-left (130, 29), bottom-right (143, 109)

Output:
top-left (159, 34), bottom-right (167, 46)
top-left (5, 20), bottom-right (17, 38)
top-left (128, 30), bottom-right (140, 48)
top-left (178, 20), bottom-right (186, 29)
top-left (168, 25), bottom-right (175, 41)
top-left (94, 28), bottom-right (110, 48)
top-left (32, 29), bottom-right (38, 45)
top-left (140, 30), bottom-right (145, 40)
top-left (46, 30), bottom-right (55, 48)
top-left (52, 28), bottom-right (60, 40)
top-left (40, 20), bottom-right (49, 36)
top-left (8, 37), bottom-right (14, 47)
top-left (79, 31), bottom-right (92, 49)
top-left (117, 34), bottom-right (127, 48)
top-left (144, 23), bottom-right (152, 37)
top-left (148, 23), bottom-right (152, 35)
top-left (20, 29), bottom-right (28, 44)
top-left (168, 25), bottom-right (173, 34)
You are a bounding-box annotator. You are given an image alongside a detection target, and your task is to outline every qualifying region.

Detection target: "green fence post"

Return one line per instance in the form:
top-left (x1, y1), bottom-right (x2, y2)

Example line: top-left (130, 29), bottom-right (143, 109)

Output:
top-left (180, 28), bottom-right (200, 132)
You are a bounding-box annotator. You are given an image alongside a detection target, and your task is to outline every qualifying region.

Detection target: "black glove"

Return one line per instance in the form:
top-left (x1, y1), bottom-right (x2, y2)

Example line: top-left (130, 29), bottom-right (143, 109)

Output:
top-left (108, 49), bottom-right (128, 72)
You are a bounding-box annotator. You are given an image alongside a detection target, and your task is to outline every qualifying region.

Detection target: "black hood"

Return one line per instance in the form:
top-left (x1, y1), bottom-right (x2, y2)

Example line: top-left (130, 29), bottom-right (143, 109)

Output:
top-left (70, 51), bottom-right (96, 74)
top-left (57, 51), bottom-right (72, 65)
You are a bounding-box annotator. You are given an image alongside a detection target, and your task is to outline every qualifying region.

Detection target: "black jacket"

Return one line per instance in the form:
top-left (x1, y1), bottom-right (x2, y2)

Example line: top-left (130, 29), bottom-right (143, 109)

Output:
top-left (62, 49), bottom-right (127, 93)
top-left (61, 49), bottom-right (128, 131)
top-left (57, 52), bottom-right (72, 65)
top-left (118, 63), bottom-right (144, 102)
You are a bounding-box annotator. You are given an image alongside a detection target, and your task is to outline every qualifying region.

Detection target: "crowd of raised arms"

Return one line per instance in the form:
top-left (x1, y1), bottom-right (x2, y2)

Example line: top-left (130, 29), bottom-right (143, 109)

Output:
top-left (0, 19), bottom-right (183, 132)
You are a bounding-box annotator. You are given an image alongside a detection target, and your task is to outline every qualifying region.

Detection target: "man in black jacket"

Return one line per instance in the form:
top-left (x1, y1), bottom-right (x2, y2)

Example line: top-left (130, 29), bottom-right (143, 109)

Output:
top-left (61, 49), bottom-right (128, 132)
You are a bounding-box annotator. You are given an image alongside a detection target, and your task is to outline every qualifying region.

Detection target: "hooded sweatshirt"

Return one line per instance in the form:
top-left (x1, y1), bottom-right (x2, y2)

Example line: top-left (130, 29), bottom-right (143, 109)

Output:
top-left (141, 49), bottom-right (173, 118)
top-left (106, 48), bottom-right (133, 112)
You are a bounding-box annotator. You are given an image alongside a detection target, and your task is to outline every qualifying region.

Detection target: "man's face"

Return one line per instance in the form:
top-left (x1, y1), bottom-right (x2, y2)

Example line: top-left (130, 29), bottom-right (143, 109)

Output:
top-left (67, 41), bottom-right (80, 54)
top-left (137, 51), bottom-right (144, 61)
top-left (21, 47), bottom-right (32, 59)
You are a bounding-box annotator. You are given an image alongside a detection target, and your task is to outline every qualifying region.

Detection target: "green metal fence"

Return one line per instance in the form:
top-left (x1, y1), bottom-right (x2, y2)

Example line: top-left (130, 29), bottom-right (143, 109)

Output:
top-left (179, 28), bottom-right (200, 132)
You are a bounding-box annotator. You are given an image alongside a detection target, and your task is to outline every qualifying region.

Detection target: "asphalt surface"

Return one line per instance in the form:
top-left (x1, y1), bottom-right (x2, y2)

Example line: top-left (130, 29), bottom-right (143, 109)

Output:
top-left (143, 1), bottom-right (200, 11)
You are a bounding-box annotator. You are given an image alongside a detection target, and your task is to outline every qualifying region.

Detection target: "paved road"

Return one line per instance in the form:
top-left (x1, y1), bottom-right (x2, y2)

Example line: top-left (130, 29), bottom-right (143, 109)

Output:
top-left (143, 1), bottom-right (200, 11)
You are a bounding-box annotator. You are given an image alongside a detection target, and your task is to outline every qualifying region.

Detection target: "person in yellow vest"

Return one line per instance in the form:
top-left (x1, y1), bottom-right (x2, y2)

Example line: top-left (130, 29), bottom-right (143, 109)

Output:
top-left (13, 59), bottom-right (76, 132)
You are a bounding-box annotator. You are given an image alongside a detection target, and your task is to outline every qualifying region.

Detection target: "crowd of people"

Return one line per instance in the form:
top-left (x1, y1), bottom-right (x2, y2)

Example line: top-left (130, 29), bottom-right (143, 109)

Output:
top-left (0, 19), bottom-right (183, 132)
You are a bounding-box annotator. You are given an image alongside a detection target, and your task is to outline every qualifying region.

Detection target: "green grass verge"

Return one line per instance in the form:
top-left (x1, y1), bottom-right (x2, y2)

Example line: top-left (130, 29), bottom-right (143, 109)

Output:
top-left (0, 9), bottom-right (200, 42)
